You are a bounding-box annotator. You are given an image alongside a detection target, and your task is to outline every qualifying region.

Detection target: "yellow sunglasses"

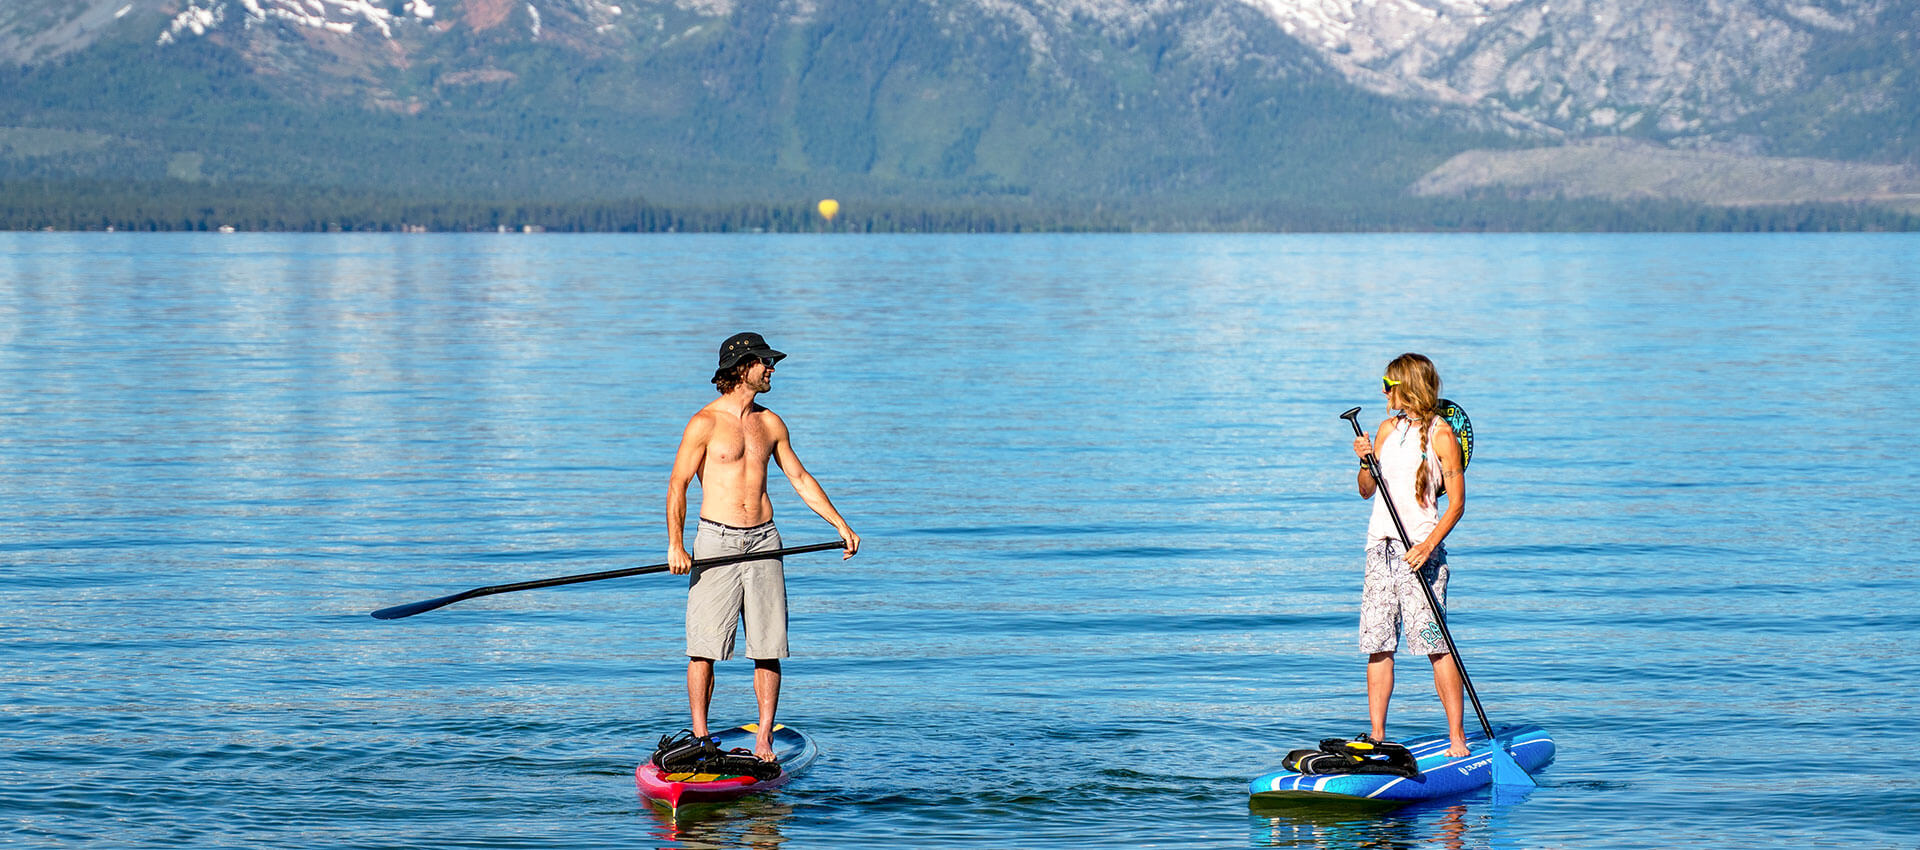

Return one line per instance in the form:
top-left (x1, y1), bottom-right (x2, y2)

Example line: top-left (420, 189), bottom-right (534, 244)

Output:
top-left (1381, 376), bottom-right (1402, 392)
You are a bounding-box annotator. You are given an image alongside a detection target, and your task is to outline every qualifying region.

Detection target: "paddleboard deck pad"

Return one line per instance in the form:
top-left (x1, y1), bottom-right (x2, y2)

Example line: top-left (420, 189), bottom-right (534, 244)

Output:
top-left (636, 724), bottom-right (817, 810)
top-left (1250, 724), bottom-right (1552, 807)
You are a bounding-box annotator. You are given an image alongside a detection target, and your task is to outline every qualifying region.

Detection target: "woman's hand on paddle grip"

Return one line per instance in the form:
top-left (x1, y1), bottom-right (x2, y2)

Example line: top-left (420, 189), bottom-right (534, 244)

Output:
top-left (1353, 434), bottom-right (1379, 498)
top-left (1404, 541), bottom-right (1434, 571)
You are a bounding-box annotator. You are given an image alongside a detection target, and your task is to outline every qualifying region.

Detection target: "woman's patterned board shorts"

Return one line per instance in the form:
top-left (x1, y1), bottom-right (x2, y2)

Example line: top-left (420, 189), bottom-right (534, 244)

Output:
top-left (1359, 539), bottom-right (1450, 656)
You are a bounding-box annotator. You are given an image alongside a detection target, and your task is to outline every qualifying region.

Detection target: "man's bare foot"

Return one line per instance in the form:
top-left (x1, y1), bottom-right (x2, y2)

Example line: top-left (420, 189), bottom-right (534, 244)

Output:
top-left (755, 739), bottom-right (777, 762)
top-left (1446, 741), bottom-right (1471, 757)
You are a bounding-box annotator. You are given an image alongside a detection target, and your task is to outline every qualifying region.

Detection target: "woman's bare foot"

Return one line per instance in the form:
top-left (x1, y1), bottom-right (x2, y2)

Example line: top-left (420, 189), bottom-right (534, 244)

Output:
top-left (1445, 740), bottom-right (1471, 758)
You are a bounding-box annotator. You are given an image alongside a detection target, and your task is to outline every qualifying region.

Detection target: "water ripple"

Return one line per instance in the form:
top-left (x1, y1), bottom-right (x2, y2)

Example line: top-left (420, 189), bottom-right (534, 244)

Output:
top-left (3, 233), bottom-right (1918, 849)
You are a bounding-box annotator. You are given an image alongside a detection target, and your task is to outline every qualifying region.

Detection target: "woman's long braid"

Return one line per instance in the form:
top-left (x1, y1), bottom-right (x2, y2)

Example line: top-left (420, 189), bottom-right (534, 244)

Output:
top-left (1386, 351), bottom-right (1442, 508)
top-left (1415, 412), bottom-right (1433, 508)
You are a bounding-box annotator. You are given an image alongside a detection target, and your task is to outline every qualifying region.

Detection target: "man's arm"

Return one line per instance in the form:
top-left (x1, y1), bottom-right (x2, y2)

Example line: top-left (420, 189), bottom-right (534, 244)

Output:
top-left (667, 412), bottom-right (712, 574)
top-left (767, 414), bottom-right (860, 559)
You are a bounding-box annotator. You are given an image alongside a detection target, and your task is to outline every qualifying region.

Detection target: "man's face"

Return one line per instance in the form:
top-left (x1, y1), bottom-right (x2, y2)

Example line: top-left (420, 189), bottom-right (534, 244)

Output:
top-left (748, 357), bottom-right (775, 392)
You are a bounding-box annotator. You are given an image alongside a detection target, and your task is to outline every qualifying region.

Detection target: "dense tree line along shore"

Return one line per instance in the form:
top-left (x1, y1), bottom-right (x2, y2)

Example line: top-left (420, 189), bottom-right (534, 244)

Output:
top-left (2, 181), bottom-right (1914, 233)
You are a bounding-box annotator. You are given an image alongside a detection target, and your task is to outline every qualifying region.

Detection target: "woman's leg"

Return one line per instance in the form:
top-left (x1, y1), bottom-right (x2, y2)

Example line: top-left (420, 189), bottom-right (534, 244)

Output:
top-left (1367, 651), bottom-right (1395, 740)
top-left (1429, 651), bottom-right (1469, 756)
top-left (1360, 541), bottom-right (1400, 740)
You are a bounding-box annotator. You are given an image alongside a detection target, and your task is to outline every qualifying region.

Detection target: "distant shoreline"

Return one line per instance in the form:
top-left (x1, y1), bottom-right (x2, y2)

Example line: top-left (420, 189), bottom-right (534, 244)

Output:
top-left (4, 180), bottom-right (1917, 234)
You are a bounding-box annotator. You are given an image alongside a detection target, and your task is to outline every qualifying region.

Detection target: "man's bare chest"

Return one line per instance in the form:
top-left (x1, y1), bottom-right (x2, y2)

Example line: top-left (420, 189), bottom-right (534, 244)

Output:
top-left (706, 418), bottom-right (773, 466)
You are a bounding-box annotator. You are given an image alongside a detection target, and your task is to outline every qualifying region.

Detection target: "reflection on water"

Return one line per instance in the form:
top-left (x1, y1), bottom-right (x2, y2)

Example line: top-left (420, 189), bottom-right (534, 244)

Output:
top-left (643, 799), bottom-right (793, 850)
top-left (1253, 802), bottom-right (1471, 849)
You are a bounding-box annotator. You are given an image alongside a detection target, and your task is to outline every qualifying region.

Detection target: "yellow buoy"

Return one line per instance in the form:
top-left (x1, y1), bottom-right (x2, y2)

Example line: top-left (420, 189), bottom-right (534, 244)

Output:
top-left (816, 199), bottom-right (839, 222)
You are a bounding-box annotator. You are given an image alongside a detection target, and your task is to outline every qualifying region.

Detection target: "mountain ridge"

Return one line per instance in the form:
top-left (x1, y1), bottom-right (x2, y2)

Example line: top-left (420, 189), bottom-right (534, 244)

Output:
top-left (1, 0), bottom-right (1917, 225)
top-left (14, 0), bottom-right (1909, 146)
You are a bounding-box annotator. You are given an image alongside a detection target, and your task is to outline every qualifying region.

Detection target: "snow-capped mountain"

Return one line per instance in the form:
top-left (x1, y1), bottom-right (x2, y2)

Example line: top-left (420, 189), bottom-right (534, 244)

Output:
top-left (12, 0), bottom-right (1904, 143)
top-left (1, 0), bottom-right (1914, 209)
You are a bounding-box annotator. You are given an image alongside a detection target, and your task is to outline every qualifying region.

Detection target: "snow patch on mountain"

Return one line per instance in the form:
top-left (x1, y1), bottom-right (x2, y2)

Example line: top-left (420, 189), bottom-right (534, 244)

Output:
top-left (1235, 0), bottom-right (1505, 59)
top-left (1227, 0), bottom-right (1521, 108)
top-left (1225, 0), bottom-right (1886, 137)
top-left (158, 3), bottom-right (225, 45)
top-left (159, 0), bottom-right (403, 43)
top-left (975, 0), bottom-right (1053, 60)
top-left (156, 0), bottom-right (622, 45)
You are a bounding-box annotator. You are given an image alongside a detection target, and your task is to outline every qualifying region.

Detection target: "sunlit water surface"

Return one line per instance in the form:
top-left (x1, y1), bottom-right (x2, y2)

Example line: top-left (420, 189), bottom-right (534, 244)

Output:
top-left (2, 233), bottom-right (1916, 848)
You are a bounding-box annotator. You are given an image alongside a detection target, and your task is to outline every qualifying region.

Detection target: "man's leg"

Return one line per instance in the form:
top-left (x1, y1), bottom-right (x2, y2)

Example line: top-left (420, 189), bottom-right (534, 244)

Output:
top-left (752, 659), bottom-right (781, 761)
top-left (739, 525), bottom-right (787, 762)
top-left (1429, 652), bottom-right (1469, 756)
top-left (687, 657), bottom-right (716, 738)
top-left (1367, 651), bottom-right (1395, 741)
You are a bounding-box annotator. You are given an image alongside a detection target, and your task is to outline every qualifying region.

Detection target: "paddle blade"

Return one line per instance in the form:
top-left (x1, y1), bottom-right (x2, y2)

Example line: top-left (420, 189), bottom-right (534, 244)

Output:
top-left (1490, 740), bottom-right (1537, 789)
top-left (370, 591), bottom-right (472, 620)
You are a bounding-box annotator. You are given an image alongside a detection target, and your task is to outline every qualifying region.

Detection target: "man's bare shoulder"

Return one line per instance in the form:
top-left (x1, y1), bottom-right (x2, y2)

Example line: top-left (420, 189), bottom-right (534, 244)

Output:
top-left (682, 404), bottom-right (724, 434)
top-left (747, 403), bottom-right (788, 430)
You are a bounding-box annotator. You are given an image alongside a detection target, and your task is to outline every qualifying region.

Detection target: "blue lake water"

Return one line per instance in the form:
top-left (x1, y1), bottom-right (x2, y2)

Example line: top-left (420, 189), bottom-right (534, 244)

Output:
top-left (2, 232), bottom-right (1917, 848)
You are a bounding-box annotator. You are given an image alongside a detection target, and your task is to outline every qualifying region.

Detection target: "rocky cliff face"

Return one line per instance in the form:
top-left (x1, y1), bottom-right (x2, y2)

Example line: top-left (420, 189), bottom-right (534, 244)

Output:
top-left (1240, 0), bottom-right (1889, 140)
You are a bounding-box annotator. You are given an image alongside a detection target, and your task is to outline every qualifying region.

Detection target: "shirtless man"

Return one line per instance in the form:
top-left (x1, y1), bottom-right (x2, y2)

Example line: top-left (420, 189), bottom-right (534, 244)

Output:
top-left (667, 332), bottom-right (859, 761)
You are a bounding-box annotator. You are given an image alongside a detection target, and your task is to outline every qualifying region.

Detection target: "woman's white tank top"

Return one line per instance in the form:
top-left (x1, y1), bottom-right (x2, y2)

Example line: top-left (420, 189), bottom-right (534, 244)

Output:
top-left (1367, 415), bottom-right (1443, 545)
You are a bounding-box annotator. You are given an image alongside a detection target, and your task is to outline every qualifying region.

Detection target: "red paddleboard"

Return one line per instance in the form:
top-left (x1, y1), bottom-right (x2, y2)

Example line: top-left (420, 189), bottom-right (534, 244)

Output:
top-left (635, 724), bottom-right (817, 811)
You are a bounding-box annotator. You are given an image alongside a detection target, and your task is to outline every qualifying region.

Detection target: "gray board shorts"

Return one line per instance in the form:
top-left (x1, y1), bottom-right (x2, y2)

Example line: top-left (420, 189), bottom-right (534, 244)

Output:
top-left (686, 518), bottom-right (788, 661)
top-left (1359, 539), bottom-right (1451, 656)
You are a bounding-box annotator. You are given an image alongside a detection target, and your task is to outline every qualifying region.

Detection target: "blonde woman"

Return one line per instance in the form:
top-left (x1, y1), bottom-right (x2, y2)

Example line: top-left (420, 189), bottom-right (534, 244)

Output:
top-left (1349, 353), bottom-right (1470, 757)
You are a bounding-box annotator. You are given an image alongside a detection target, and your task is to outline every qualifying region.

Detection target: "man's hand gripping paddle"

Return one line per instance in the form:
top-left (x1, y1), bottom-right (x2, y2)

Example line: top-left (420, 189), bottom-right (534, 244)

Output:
top-left (370, 541), bottom-right (847, 620)
top-left (1343, 406), bottom-right (1535, 789)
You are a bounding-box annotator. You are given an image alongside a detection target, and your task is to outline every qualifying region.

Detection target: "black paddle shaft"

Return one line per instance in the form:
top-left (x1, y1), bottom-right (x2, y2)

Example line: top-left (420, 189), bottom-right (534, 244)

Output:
top-left (1342, 407), bottom-right (1497, 740)
top-left (370, 540), bottom-right (848, 620)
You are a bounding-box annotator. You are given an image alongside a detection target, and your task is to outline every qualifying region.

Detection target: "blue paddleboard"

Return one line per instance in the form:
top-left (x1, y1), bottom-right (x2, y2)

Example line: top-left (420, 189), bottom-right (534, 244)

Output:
top-left (1249, 724), bottom-right (1553, 806)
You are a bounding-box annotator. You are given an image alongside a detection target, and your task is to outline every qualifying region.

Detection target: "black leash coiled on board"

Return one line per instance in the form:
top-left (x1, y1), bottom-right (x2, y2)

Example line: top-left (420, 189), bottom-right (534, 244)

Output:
top-left (650, 729), bottom-right (782, 781)
top-left (1282, 735), bottom-right (1422, 777)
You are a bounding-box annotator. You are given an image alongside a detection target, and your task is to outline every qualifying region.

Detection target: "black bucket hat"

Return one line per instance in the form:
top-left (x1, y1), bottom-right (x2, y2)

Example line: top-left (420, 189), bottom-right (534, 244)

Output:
top-left (718, 332), bottom-right (787, 370)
